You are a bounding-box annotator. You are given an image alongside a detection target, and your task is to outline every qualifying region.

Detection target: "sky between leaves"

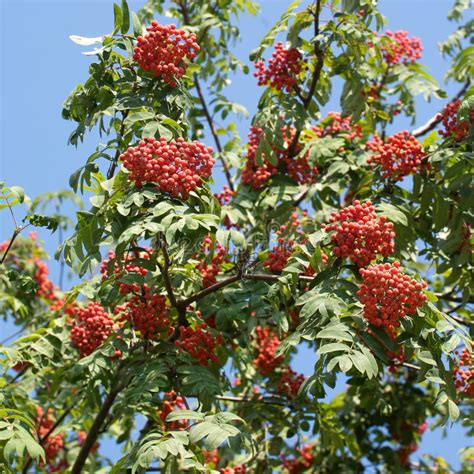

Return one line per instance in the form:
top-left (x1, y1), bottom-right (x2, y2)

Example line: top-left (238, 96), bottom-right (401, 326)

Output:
top-left (0, 0), bottom-right (470, 467)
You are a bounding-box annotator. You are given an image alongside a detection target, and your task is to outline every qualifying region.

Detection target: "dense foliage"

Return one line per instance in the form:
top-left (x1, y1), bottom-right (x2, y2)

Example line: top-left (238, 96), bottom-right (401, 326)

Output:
top-left (1, 0), bottom-right (473, 472)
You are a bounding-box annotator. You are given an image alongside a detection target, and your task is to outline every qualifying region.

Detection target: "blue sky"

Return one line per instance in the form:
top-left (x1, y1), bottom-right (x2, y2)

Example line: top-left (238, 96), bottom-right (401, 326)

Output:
top-left (0, 0), bottom-right (470, 468)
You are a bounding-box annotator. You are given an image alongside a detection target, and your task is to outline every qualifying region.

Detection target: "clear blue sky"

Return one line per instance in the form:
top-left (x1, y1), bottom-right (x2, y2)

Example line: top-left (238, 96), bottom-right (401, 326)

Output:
top-left (0, 0), bottom-right (470, 468)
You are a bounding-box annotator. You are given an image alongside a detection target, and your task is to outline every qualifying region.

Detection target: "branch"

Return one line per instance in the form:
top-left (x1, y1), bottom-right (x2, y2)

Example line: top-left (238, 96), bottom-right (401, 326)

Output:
top-left (435, 292), bottom-right (474, 304)
top-left (107, 110), bottom-right (130, 180)
top-left (216, 394), bottom-right (290, 407)
top-left (412, 81), bottom-right (470, 138)
top-left (71, 383), bottom-right (124, 474)
top-left (178, 0), bottom-right (235, 192)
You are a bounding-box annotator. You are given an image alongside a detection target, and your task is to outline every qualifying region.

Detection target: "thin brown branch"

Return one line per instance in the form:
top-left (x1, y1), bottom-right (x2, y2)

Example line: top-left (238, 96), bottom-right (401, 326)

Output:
top-left (435, 292), bottom-right (474, 304)
top-left (71, 383), bottom-right (124, 474)
top-left (216, 394), bottom-right (290, 407)
top-left (0, 227), bottom-right (22, 265)
top-left (178, 0), bottom-right (235, 192)
top-left (179, 274), bottom-right (241, 307)
top-left (412, 81), bottom-right (470, 138)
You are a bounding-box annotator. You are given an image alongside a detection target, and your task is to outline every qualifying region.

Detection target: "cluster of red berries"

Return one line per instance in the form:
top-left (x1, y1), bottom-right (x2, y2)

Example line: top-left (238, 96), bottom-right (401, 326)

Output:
top-left (264, 211), bottom-right (312, 273)
top-left (116, 289), bottom-right (170, 340)
top-left (133, 22), bottom-right (199, 86)
top-left (195, 236), bottom-right (227, 288)
top-left (437, 99), bottom-right (470, 142)
top-left (366, 131), bottom-right (426, 180)
top-left (282, 444), bottom-right (315, 474)
top-left (454, 348), bottom-right (474, 397)
top-left (253, 326), bottom-right (283, 376)
top-left (36, 407), bottom-right (65, 466)
top-left (241, 126), bottom-right (318, 189)
top-left (322, 200), bottom-right (395, 267)
top-left (276, 367), bottom-right (305, 398)
top-left (100, 250), bottom-right (149, 295)
top-left (220, 466), bottom-right (246, 474)
top-left (70, 303), bottom-right (116, 357)
top-left (214, 185), bottom-right (234, 205)
top-left (357, 262), bottom-right (427, 336)
top-left (254, 42), bottom-right (303, 92)
top-left (175, 323), bottom-right (223, 366)
top-left (380, 30), bottom-right (422, 65)
top-left (33, 258), bottom-right (56, 300)
top-left (313, 112), bottom-right (363, 141)
top-left (121, 137), bottom-right (214, 199)
top-left (203, 449), bottom-right (219, 466)
top-left (391, 420), bottom-right (427, 466)
top-left (158, 391), bottom-right (188, 430)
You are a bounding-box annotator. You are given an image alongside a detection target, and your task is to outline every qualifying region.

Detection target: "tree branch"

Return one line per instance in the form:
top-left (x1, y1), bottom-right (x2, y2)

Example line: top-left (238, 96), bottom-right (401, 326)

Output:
top-left (412, 80), bottom-right (470, 138)
top-left (71, 383), bottom-right (124, 474)
top-left (178, 0), bottom-right (235, 192)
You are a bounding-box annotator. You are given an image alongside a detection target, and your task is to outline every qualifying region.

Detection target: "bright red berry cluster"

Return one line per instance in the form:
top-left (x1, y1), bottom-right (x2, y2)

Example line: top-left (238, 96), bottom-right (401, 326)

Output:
top-left (158, 391), bottom-right (188, 429)
top-left (195, 236), bottom-right (227, 288)
top-left (380, 30), bottom-right (422, 65)
top-left (454, 348), bottom-right (474, 397)
top-left (253, 326), bottom-right (283, 376)
top-left (116, 289), bottom-right (170, 340)
top-left (276, 367), bottom-right (305, 398)
top-left (175, 323), bottom-right (223, 366)
top-left (214, 185), bottom-right (234, 205)
top-left (133, 22), bottom-right (199, 86)
top-left (121, 137), bottom-right (215, 199)
top-left (437, 99), bottom-right (470, 142)
top-left (36, 407), bottom-right (65, 466)
top-left (357, 262), bottom-right (427, 336)
top-left (221, 466), bottom-right (246, 474)
top-left (100, 250), bottom-right (149, 295)
top-left (242, 126), bottom-right (318, 189)
top-left (33, 258), bottom-right (56, 300)
top-left (70, 303), bottom-right (116, 357)
top-left (322, 200), bottom-right (395, 267)
top-left (282, 444), bottom-right (314, 474)
top-left (313, 112), bottom-right (363, 140)
top-left (366, 131), bottom-right (426, 180)
top-left (203, 449), bottom-right (219, 466)
top-left (254, 42), bottom-right (303, 92)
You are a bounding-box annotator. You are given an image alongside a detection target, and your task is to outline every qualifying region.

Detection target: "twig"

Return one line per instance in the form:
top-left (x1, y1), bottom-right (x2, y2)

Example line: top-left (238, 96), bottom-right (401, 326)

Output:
top-left (178, 0), bottom-right (235, 192)
top-left (412, 81), bottom-right (470, 138)
top-left (216, 394), bottom-right (290, 407)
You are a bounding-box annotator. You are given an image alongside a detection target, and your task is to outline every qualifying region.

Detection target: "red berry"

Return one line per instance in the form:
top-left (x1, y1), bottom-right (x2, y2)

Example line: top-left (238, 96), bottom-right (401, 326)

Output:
top-left (380, 30), bottom-right (422, 65)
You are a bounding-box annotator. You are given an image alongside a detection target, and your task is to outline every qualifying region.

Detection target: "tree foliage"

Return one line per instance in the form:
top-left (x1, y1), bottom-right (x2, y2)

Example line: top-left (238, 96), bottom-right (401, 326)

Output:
top-left (1, 0), bottom-right (473, 472)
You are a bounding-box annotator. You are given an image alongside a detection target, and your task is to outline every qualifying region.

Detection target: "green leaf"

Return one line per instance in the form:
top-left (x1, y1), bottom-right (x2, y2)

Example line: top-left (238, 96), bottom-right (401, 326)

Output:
top-left (166, 410), bottom-right (205, 422)
top-left (69, 35), bottom-right (103, 46)
top-left (113, 3), bottom-right (123, 35)
top-left (121, 0), bottom-right (130, 33)
top-left (132, 12), bottom-right (143, 36)
top-left (447, 400), bottom-right (459, 422)
top-left (10, 186), bottom-right (25, 203)
top-left (317, 342), bottom-right (349, 355)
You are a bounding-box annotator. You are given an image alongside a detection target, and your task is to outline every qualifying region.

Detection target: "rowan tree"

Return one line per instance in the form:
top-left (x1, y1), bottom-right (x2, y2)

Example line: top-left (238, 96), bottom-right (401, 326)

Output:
top-left (1, 0), bottom-right (473, 472)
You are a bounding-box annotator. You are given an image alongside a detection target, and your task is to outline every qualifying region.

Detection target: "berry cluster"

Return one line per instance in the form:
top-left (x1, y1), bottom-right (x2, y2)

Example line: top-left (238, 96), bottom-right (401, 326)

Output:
top-left (282, 445), bottom-right (314, 474)
top-left (357, 262), bottom-right (427, 336)
top-left (121, 137), bottom-right (214, 199)
top-left (175, 323), bottom-right (223, 366)
top-left (454, 348), bottom-right (474, 397)
top-left (276, 367), bottom-right (305, 398)
top-left (264, 211), bottom-right (312, 273)
top-left (116, 290), bottom-right (170, 340)
top-left (366, 131), bottom-right (426, 180)
top-left (241, 126), bottom-right (318, 189)
top-left (100, 250), bottom-right (149, 295)
top-left (36, 407), bottom-right (65, 467)
top-left (133, 22), bottom-right (199, 86)
top-left (158, 391), bottom-right (188, 429)
top-left (214, 185), bottom-right (234, 205)
top-left (254, 42), bottom-right (303, 92)
top-left (313, 112), bottom-right (363, 140)
top-left (322, 200), bottom-right (395, 267)
top-left (221, 466), bottom-right (246, 474)
top-left (380, 30), bottom-right (422, 65)
top-left (195, 236), bottom-right (227, 288)
top-left (70, 303), bottom-right (116, 357)
top-left (33, 258), bottom-right (56, 300)
top-left (203, 449), bottom-right (219, 466)
top-left (437, 99), bottom-right (470, 142)
top-left (253, 326), bottom-right (283, 376)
